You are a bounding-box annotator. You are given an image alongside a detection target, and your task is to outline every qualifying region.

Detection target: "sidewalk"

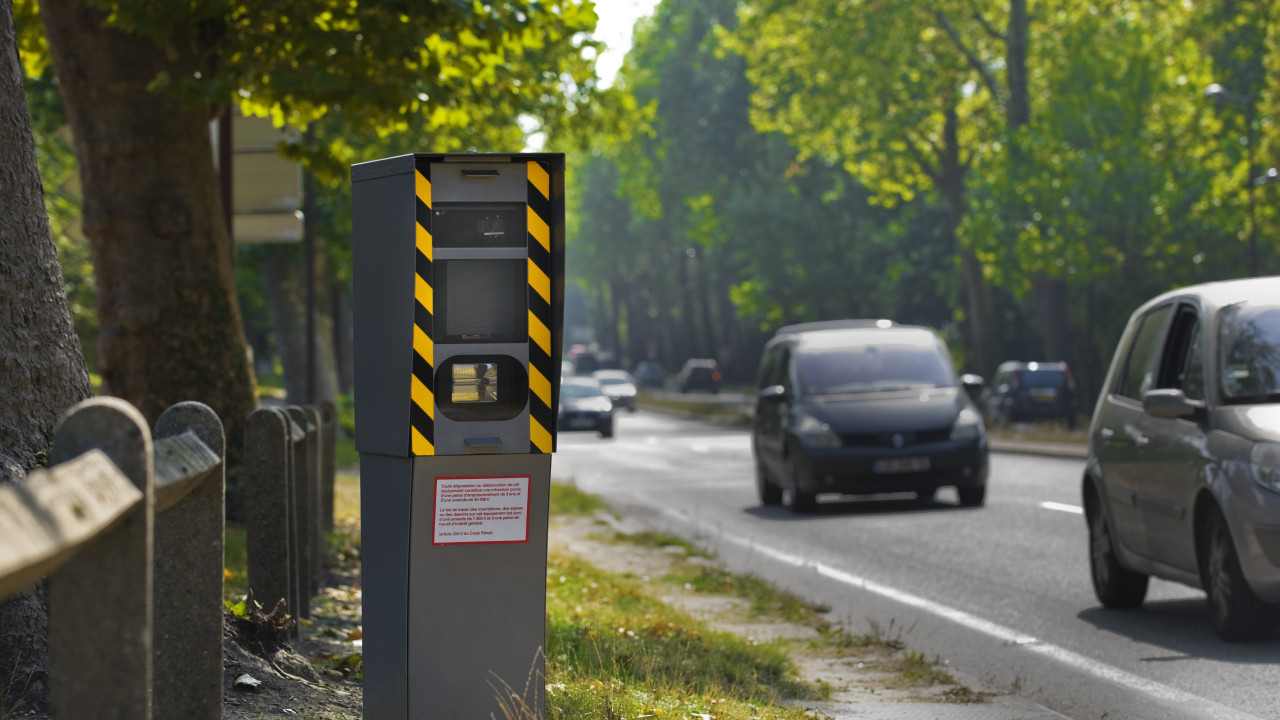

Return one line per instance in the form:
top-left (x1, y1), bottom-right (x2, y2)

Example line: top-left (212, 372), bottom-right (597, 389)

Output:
top-left (552, 511), bottom-right (1072, 720)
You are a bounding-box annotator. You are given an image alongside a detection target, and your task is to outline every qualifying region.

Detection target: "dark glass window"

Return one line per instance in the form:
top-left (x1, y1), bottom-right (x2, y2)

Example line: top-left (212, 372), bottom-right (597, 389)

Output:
top-left (1117, 305), bottom-right (1171, 400)
top-left (432, 203), bottom-right (527, 248)
top-left (435, 355), bottom-right (528, 422)
top-left (435, 260), bottom-right (527, 344)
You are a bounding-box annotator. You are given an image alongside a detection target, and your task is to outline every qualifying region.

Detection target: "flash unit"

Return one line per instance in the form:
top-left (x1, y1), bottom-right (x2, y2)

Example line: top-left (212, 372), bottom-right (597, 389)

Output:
top-left (452, 363), bottom-right (498, 403)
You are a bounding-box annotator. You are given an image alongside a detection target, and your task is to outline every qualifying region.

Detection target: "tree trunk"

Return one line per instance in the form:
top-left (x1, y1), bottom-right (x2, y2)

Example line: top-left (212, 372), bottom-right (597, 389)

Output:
top-left (264, 243), bottom-right (340, 404)
top-left (38, 0), bottom-right (257, 487)
top-left (0, 0), bottom-right (92, 709)
top-left (1032, 274), bottom-right (1071, 363)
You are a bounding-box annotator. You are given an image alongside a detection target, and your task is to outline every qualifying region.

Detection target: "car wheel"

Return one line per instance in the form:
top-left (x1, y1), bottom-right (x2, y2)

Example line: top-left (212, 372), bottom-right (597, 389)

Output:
top-left (1203, 510), bottom-right (1274, 641)
top-left (957, 485), bottom-right (985, 507)
top-left (782, 451), bottom-right (815, 514)
top-left (1087, 498), bottom-right (1148, 608)
top-left (599, 420), bottom-right (614, 439)
top-left (756, 458), bottom-right (782, 506)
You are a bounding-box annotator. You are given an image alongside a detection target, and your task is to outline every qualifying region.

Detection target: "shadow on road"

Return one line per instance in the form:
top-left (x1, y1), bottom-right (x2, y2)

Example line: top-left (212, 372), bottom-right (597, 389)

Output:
top-left (743, 493), bottom-right (986, 520)
top-left (1078, 601), bottom-right (1280, 662)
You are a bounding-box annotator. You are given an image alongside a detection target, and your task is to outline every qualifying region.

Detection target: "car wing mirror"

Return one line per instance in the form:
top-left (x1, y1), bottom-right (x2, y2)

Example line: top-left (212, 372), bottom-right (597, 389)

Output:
top-left (1142, 388), bottom-right (1201, 420)
top-left (959, 373), bottom-right (984, 404)
top-left (757, 384), bottom-right (787, 400)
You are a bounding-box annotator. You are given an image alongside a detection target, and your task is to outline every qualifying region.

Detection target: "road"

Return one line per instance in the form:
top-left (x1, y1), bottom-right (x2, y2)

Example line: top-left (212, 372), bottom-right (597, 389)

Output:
top-left (552, 410), bottom-right (1280, 720)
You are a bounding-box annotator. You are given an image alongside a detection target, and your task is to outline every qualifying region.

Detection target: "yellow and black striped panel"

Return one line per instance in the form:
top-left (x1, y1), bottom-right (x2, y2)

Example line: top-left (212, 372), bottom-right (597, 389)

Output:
top-left (410, 168), bottom-right (435, 456)
top-left (527, 161), bottom-right (554, 454)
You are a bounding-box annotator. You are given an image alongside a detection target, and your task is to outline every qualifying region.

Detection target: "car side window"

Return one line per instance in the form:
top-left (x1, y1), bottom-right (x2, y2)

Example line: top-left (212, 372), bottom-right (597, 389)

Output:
top-left (1181, 324), bottom-right (1205, 401)
top-left (776, 347), bottom-right (794, 392)
top-left (757, 345), bottom-right (779, 389)
top-left (1117, 305), bottom-right (1173, 400)
top-left (1156, 307), bottom-right (1205, 402)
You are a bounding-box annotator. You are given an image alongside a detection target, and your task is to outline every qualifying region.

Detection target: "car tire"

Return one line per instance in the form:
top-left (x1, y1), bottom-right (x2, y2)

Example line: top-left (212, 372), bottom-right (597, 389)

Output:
top-left (782, 451), bottom-right (815, 514)
top-left (957, 485), bottom-right (985, 507)
top-left (1203, 510), bottom-right (1274, 641)
top-left (1087, 497), bottom-right (1148, 608)
top-left (756, 458), bottom-right (782, 506)
top-left (599, 420), bottom-right (614, 439)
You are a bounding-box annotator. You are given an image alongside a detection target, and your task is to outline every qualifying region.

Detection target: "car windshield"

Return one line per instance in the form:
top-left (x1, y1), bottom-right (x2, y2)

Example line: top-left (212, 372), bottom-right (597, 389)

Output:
top-left (562, 382), bottom-right (604, 399)
top-left (797, 344), bottom-right (956, 395)
top-left (595, 374), bottom-right (632, 386)
top-left (1218, 303), bottom-right (1280, 404)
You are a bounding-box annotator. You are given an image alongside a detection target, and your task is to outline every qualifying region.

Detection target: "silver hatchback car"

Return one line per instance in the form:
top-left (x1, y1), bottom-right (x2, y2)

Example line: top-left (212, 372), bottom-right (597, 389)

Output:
top-left (1084, 277), bottom-right (1280, 640)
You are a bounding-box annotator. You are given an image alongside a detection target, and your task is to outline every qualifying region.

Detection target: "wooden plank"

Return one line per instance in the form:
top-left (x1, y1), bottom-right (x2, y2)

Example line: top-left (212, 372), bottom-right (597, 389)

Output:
top-left (0, 450), bottom-right (142, 602)
top-left (153, 430), bottom-right (221, 513)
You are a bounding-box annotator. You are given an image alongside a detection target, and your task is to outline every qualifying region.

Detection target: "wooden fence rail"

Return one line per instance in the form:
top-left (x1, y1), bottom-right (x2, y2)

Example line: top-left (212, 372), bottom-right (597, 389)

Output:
top-left (0, 396), bottom-right (225, 720)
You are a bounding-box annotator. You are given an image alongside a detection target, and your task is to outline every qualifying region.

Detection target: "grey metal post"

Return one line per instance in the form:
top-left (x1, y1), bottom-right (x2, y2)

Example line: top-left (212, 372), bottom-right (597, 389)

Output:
top-left (49, 397), bottom-right (155, 720)
top-left (245, 408), bottom-right (292, 614)
top-left (151, 402), bottom-right (225, 720)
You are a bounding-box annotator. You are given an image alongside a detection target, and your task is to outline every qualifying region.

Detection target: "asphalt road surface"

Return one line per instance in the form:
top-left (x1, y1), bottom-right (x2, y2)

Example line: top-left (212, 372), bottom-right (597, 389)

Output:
top-left (552, 410), bottom-right (1280, 720)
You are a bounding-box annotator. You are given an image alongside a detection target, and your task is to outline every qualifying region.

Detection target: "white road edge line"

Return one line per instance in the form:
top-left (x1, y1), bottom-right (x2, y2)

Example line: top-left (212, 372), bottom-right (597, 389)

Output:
top-left (1041, 501), bottom-right (1084, 514)
top-left (658, 506), bottom-right (1264, 720)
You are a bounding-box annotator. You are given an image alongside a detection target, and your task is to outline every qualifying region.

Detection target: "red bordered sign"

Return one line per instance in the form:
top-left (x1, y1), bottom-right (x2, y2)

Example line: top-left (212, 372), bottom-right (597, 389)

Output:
top-left (432, 476), bottom-right (531, 545)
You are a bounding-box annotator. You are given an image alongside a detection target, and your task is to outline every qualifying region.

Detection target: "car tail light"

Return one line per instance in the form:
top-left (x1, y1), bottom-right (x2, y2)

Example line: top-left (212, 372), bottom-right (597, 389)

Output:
top-left (1063, 364), bottom-right (1077, 392)
top-left (712, 371), bottom-right (722, 382)
top-left (1011, 368), bottom-right (1021, 390)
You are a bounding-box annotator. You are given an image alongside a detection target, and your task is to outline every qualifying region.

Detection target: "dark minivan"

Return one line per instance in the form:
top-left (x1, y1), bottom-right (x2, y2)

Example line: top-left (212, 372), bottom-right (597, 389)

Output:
top-left (751, 320), bottom-right (988, 512)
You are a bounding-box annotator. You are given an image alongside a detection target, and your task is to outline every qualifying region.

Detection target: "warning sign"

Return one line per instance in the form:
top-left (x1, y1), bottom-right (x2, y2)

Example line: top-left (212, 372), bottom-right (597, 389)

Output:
top-left (433, 476), bottom-right (531, 545)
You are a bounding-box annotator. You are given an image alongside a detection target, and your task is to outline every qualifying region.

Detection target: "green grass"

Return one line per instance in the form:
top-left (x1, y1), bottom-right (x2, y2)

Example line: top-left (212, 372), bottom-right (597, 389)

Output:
top-left (664, 565), bottom-right (823, 624)
top-left (549, 480), bottom-right (611, 516)
top-left (636, 391), bottom-right (752, 424)
top-left (539, 552), bottom-right (825, 719)
top-left (609, 530), bottom-right (709, 558)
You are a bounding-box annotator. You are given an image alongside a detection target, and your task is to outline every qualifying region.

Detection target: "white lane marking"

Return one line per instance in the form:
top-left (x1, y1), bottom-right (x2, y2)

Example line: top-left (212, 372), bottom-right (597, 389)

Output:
top-left (658, 506), bottom-right (1264, 720)
top-left (1041, 501), bottom-right (1084, 515)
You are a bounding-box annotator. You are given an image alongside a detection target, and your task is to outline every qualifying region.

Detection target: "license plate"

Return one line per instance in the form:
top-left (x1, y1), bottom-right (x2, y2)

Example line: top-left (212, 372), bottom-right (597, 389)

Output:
top-left (874, 456), bottom-right (931, 474)
top-left (570, 417), bottom-right (595, 429)
top-left (1032, 388), bottom-right (1058, 402)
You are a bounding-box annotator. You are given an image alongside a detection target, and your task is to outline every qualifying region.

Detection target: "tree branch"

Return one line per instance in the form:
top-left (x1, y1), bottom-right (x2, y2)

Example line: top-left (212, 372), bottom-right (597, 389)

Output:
top-left (934, 9), bottom-right (1003, 103)
top-left (966, 0), bottom-right (1006, 43)
top-left (901, 131), bottom-right (942, 185)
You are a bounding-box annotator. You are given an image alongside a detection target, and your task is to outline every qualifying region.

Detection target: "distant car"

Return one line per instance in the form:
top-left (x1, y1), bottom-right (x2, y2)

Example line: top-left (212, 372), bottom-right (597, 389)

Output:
top-left (593, 369), bottom-right (638, 412)
top-left (561, 360), bottom-right (576, 378)
top-left (557, 377), bottom-right (614, 438)
top-left (751, 320), bottom-right (988, 512)
top-left (634, 360), bottom-right (667, 389)
top-left (678, 358), bottom-right (722, 393)
top-left (980, 361), bottom-right (1079, 428)
top-left (1084, 276), bottom-right (1280, 641)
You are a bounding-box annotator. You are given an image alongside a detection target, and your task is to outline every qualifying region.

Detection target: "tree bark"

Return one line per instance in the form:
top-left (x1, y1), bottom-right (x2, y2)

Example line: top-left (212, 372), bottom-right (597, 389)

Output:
top-left (38, 0), bottom-right (257, 479)
top-left (264, 243), bottom-right (340, 404)
top-left (0, 0), bottom-right (92, 709)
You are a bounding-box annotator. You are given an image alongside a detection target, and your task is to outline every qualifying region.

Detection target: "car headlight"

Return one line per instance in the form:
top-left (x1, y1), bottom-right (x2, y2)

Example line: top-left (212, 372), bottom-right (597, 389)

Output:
top-left (794, 414), bottom-right (841, 449)
top-left (579, 397), bottom-right (613, 413)
top-left (1249, 442), bottom-right (1280, 492)
top-left (951, 406), bottom-right (984, 442)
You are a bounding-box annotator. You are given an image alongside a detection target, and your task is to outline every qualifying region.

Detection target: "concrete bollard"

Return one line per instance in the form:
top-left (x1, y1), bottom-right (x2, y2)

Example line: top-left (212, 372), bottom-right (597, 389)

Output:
top-left (319, 400), bottom-right (337, 533)
top-left (284, 406), bottom-right (314, 621)
top-left (245, 408), bottom-right (295, 623)
top-left (49, 397), bottom-right (155, 720)
top-left (152, 402), bottom-right (225, 720)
